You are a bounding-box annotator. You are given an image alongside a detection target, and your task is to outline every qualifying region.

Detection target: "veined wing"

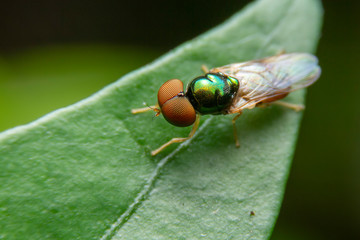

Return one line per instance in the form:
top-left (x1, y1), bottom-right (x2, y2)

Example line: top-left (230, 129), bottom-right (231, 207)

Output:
top-left (211, 53), bottom-right (321, 112)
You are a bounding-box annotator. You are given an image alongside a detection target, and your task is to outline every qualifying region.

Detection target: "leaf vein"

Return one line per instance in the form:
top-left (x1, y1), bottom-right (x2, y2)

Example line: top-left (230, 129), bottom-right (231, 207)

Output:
top-left (100, 117), bottom-right (214, 240)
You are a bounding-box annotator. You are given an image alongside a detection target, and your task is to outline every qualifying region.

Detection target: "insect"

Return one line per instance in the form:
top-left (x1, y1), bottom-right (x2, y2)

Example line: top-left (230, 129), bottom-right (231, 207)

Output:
top-left (132, 53), bottom-right (321, 156)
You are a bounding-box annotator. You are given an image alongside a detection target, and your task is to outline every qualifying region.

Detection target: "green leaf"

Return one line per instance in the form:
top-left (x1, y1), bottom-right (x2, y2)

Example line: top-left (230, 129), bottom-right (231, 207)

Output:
top-left (0, 45), bottom-right (160, 132)
top-left (0, 0), bottom-right (322, 239)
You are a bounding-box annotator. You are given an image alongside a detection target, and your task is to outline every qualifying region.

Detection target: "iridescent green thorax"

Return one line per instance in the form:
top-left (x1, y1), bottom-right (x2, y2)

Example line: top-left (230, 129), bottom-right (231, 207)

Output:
top-left (186, 73), bottom-right (239, 114)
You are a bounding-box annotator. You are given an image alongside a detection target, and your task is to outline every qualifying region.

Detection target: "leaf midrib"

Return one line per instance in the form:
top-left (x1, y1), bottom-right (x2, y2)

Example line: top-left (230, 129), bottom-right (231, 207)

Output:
top-left (100, 117), bottom-right (214, 240)
top-left (102, 1), bottom-right (298, 238)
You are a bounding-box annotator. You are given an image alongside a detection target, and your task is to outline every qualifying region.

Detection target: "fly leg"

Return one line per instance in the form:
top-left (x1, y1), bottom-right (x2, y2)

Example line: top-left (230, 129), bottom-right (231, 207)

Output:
top-left (272, 101), bottom-right (304, 112)
top-left (201, 65), bottom-right (210, 73)
top-left (131, 105), bottom-right (160, 116)
top-left (232, 112), bottom-right (243, 148)
top-left (151, 115), bottom-right (200, 156)
top-left (257, 101), bottom-right (304, 112)
top-left (276, 49), bottom-right (286, 55)
top-left (201, 64), bottom-right (223, 74)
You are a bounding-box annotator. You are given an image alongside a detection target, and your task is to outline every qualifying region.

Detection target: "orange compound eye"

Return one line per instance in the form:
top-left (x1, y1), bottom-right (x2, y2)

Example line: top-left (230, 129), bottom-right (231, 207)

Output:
top-left (157, 79), bottom-right (184, 107)
top-left (161, 96), bottom-right (196, 127)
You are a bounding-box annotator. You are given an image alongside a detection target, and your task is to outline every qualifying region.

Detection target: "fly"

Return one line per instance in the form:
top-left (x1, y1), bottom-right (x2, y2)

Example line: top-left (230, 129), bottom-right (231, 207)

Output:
top-left (131, 53), bottom-right (321, 156)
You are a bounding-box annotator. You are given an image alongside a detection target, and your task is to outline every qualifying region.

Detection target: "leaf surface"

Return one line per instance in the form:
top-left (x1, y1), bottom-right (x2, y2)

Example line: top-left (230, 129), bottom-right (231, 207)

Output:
top-left (0, 0), bottom-right (322, 239)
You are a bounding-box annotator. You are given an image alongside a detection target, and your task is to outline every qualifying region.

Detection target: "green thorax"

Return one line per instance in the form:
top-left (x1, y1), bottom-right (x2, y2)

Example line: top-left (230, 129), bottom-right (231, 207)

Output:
top-left (186, 73), bottom-right (239, 114)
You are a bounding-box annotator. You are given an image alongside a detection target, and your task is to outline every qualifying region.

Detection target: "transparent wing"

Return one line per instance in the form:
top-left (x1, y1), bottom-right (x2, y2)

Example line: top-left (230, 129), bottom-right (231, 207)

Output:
top-left (211, 53), bottom-right (321, 112)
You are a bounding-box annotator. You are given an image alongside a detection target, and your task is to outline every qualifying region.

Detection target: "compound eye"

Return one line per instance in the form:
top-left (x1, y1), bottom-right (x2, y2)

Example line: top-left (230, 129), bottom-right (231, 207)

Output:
top-left (161, 96), bottom-right (196, 127)
top-left (157, 79), bottom-right (184, 107)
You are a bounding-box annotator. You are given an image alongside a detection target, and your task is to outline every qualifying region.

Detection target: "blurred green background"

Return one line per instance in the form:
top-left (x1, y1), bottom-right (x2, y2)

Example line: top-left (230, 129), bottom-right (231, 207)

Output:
top-left (0, 0), bottom-right (359, 239)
